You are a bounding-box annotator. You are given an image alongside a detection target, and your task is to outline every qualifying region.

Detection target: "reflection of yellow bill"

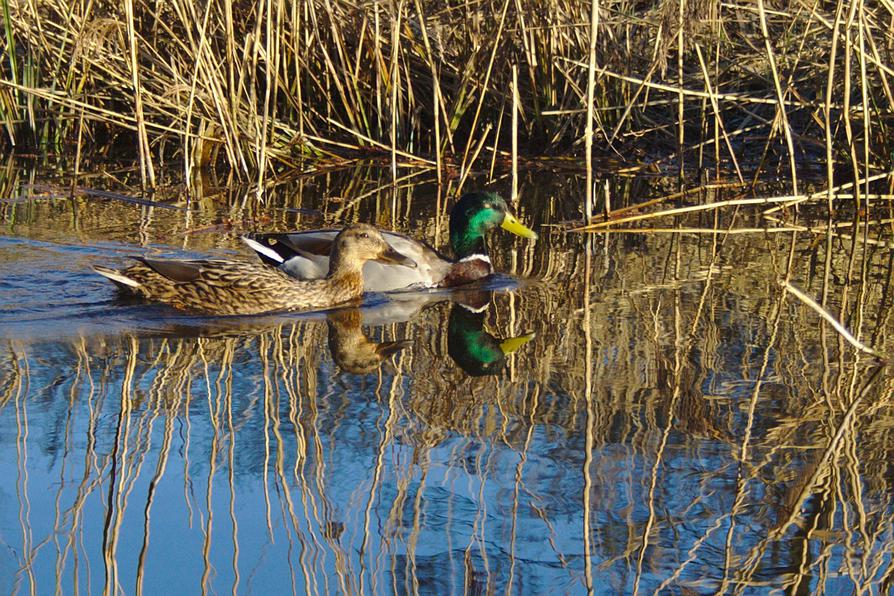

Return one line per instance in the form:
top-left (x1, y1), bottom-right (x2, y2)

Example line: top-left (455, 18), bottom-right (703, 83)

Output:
top-left (499, 332), bottom-right (536, 355)
top-left (500, 212), bottom-right (539, 239)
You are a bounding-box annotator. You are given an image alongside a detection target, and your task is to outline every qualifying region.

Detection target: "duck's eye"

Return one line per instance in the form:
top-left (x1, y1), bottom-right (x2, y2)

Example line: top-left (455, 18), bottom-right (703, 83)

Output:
top-left (359, 232), bottom-right (369, 239)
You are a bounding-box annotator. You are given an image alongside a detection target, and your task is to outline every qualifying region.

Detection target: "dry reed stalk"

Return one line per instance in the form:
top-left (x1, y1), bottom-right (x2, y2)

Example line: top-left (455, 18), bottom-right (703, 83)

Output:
top-left (858, 5), bottom-right (872, 206)
top-left (511, 64), bottom-right (518, 203)
top-left (410, 0), bottom-right (442, 185)
top-left (676, 0), bottom-right (685, 181)
top-left (710, 8), bottom-right (722, 181)
top-left (573, 196), bottom-right (806, 230)
top-left (323, 117), bottom-right (434, 164)
top-left (693, 44), bottom-right (743, 184)
top-left (561, 61), bottom-right (825, 108)
top-left (764, 213), bottom-right (894, 249)
top-left (607, 59), bottom-right (661, 145)
top-left (389, 0), bottom-right (404, 181)
top-left (124, 0), bottom-right (155, 188)
top-left (604, 182), bottom-right (745, 219)
top-left (488, 100), bottom-right (504, 182)
top-left (597, 226), bottom-right (808, 234)
top-left (457, 0), bottom-right (511, 183)
top-left (756, 0), bottom-right (798, 194)
top-left (842, 0), bottom-right (861, 214)
top-left (256, 0), bottom-right (282, 192)
top-left (763, 172), bottom-right (894, 215)
top-left (455, 122), bottom-right (491, 195)
top-left (584, 0), bottom-right (599, 222)
top-left (70, 106), bottom-right (85, 199)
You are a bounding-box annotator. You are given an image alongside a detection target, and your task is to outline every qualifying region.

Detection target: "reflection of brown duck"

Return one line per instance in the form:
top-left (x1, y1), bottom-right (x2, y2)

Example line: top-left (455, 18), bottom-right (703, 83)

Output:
top-left (447, 298), bottom-right (534, 376)
top-left (93, 224), bottom-right (414, 316)
top-left (327, 309), bottom-right (411, 374)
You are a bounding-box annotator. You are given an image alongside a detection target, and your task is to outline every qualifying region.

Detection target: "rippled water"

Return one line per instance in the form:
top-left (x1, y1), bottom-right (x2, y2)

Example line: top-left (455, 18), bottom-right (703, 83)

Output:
top-left (1, 161), bottom-right (893, 594)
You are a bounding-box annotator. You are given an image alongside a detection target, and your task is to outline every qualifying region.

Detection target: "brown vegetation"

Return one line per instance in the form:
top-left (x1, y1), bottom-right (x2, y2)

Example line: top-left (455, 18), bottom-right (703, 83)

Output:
top-left (1, 0), bottom-right (893, 192)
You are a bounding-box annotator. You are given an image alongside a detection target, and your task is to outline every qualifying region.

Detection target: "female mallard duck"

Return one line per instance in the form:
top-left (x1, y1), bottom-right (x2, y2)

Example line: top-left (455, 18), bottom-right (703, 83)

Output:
top-left (242, 191), bottom-right (537, 292)
top-left (92, 224), bottom-right (415, 316)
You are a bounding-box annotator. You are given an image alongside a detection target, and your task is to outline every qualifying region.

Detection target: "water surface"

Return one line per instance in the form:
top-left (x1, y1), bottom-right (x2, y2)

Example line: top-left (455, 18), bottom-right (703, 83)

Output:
top-left (1, 162), bottom-right (892, 594)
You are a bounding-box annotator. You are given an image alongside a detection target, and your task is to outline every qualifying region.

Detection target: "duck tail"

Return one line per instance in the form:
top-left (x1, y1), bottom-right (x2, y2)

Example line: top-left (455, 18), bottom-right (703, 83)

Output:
top-left (241, 236), bottom-right (285, 266)
top-left (93, 265), bottom-right (141, 290)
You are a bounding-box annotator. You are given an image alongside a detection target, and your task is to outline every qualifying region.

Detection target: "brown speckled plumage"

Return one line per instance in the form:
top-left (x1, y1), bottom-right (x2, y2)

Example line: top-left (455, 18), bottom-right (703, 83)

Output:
top-left (93, 224), bottom-right (414, 316)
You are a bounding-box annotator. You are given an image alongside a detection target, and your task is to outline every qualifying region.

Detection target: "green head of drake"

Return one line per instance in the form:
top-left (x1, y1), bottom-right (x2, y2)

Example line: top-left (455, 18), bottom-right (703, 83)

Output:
top-left (449, 192), bottom-right (538, 259)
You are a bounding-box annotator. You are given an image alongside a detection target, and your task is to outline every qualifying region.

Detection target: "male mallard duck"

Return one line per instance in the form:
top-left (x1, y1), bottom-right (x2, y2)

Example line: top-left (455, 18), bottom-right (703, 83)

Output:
top-left (92, 224), bottom-right (415, 316)
top-left (242, 191), bottom-right (537, 292)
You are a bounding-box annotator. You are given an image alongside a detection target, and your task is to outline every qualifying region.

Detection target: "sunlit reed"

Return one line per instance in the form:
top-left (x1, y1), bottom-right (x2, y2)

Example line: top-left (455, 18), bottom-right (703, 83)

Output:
top-left (1, 0), bottom-right (891, 205)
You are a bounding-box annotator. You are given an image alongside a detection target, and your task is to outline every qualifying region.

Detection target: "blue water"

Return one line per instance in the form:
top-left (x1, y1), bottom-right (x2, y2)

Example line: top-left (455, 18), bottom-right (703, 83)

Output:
top-left (0, 167), bottom-right (891, 594)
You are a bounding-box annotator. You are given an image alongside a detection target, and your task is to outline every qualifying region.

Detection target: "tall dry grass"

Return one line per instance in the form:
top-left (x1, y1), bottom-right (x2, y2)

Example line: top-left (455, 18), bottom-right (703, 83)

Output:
top-left (0, 0), bottom-right (892, 193)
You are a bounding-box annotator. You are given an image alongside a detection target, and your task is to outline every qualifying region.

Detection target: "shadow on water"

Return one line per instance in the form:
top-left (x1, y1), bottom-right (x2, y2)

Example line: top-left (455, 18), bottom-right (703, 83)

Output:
top-left (1, 159), bottom-right (894, 593)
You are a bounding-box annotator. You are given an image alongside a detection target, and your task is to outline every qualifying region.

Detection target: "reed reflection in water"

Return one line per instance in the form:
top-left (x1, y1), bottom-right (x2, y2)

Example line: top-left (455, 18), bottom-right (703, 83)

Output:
top-left (0, 290), bottom-right (560, 595)
top-left (2, 163), bottom-right (894, 593)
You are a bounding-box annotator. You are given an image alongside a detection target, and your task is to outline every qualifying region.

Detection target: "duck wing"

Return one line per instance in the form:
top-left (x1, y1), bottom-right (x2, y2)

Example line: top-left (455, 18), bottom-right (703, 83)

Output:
top-left (136, 257), bottom-right (203, 282)
top-left (246, 229), bottom-right (453, 292)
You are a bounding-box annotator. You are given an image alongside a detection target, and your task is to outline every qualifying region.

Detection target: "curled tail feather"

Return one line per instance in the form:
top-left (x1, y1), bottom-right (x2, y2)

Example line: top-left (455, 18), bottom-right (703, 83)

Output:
top-left (93, 265), bottom-right (141, 291)
top-left (241, 236), bottom-right (285, 266)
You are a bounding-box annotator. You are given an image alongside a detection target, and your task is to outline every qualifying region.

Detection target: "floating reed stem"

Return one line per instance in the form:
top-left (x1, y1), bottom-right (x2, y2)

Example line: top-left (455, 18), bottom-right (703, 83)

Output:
top-left (784, 282), bottom-right (883, 359)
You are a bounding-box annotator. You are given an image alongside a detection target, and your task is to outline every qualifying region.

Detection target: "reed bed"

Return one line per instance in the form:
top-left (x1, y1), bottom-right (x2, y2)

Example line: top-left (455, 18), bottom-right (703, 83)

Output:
top-left (1, 0), bottom-right (892, 196)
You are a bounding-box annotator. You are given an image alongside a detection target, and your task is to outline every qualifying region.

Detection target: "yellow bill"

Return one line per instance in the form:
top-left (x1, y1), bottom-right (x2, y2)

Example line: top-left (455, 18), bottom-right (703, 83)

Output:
top-left (500, 212), bottom-right (538, 240)
top-left (499, 332), bottom-right (536, 355)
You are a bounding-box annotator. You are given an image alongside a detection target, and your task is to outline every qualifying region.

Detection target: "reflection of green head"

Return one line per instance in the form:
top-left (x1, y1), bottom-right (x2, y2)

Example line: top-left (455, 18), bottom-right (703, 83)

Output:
top-left (447, 303), bottom-right (535, 376)
top-left (448, 192), bottom-right (538, 259)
